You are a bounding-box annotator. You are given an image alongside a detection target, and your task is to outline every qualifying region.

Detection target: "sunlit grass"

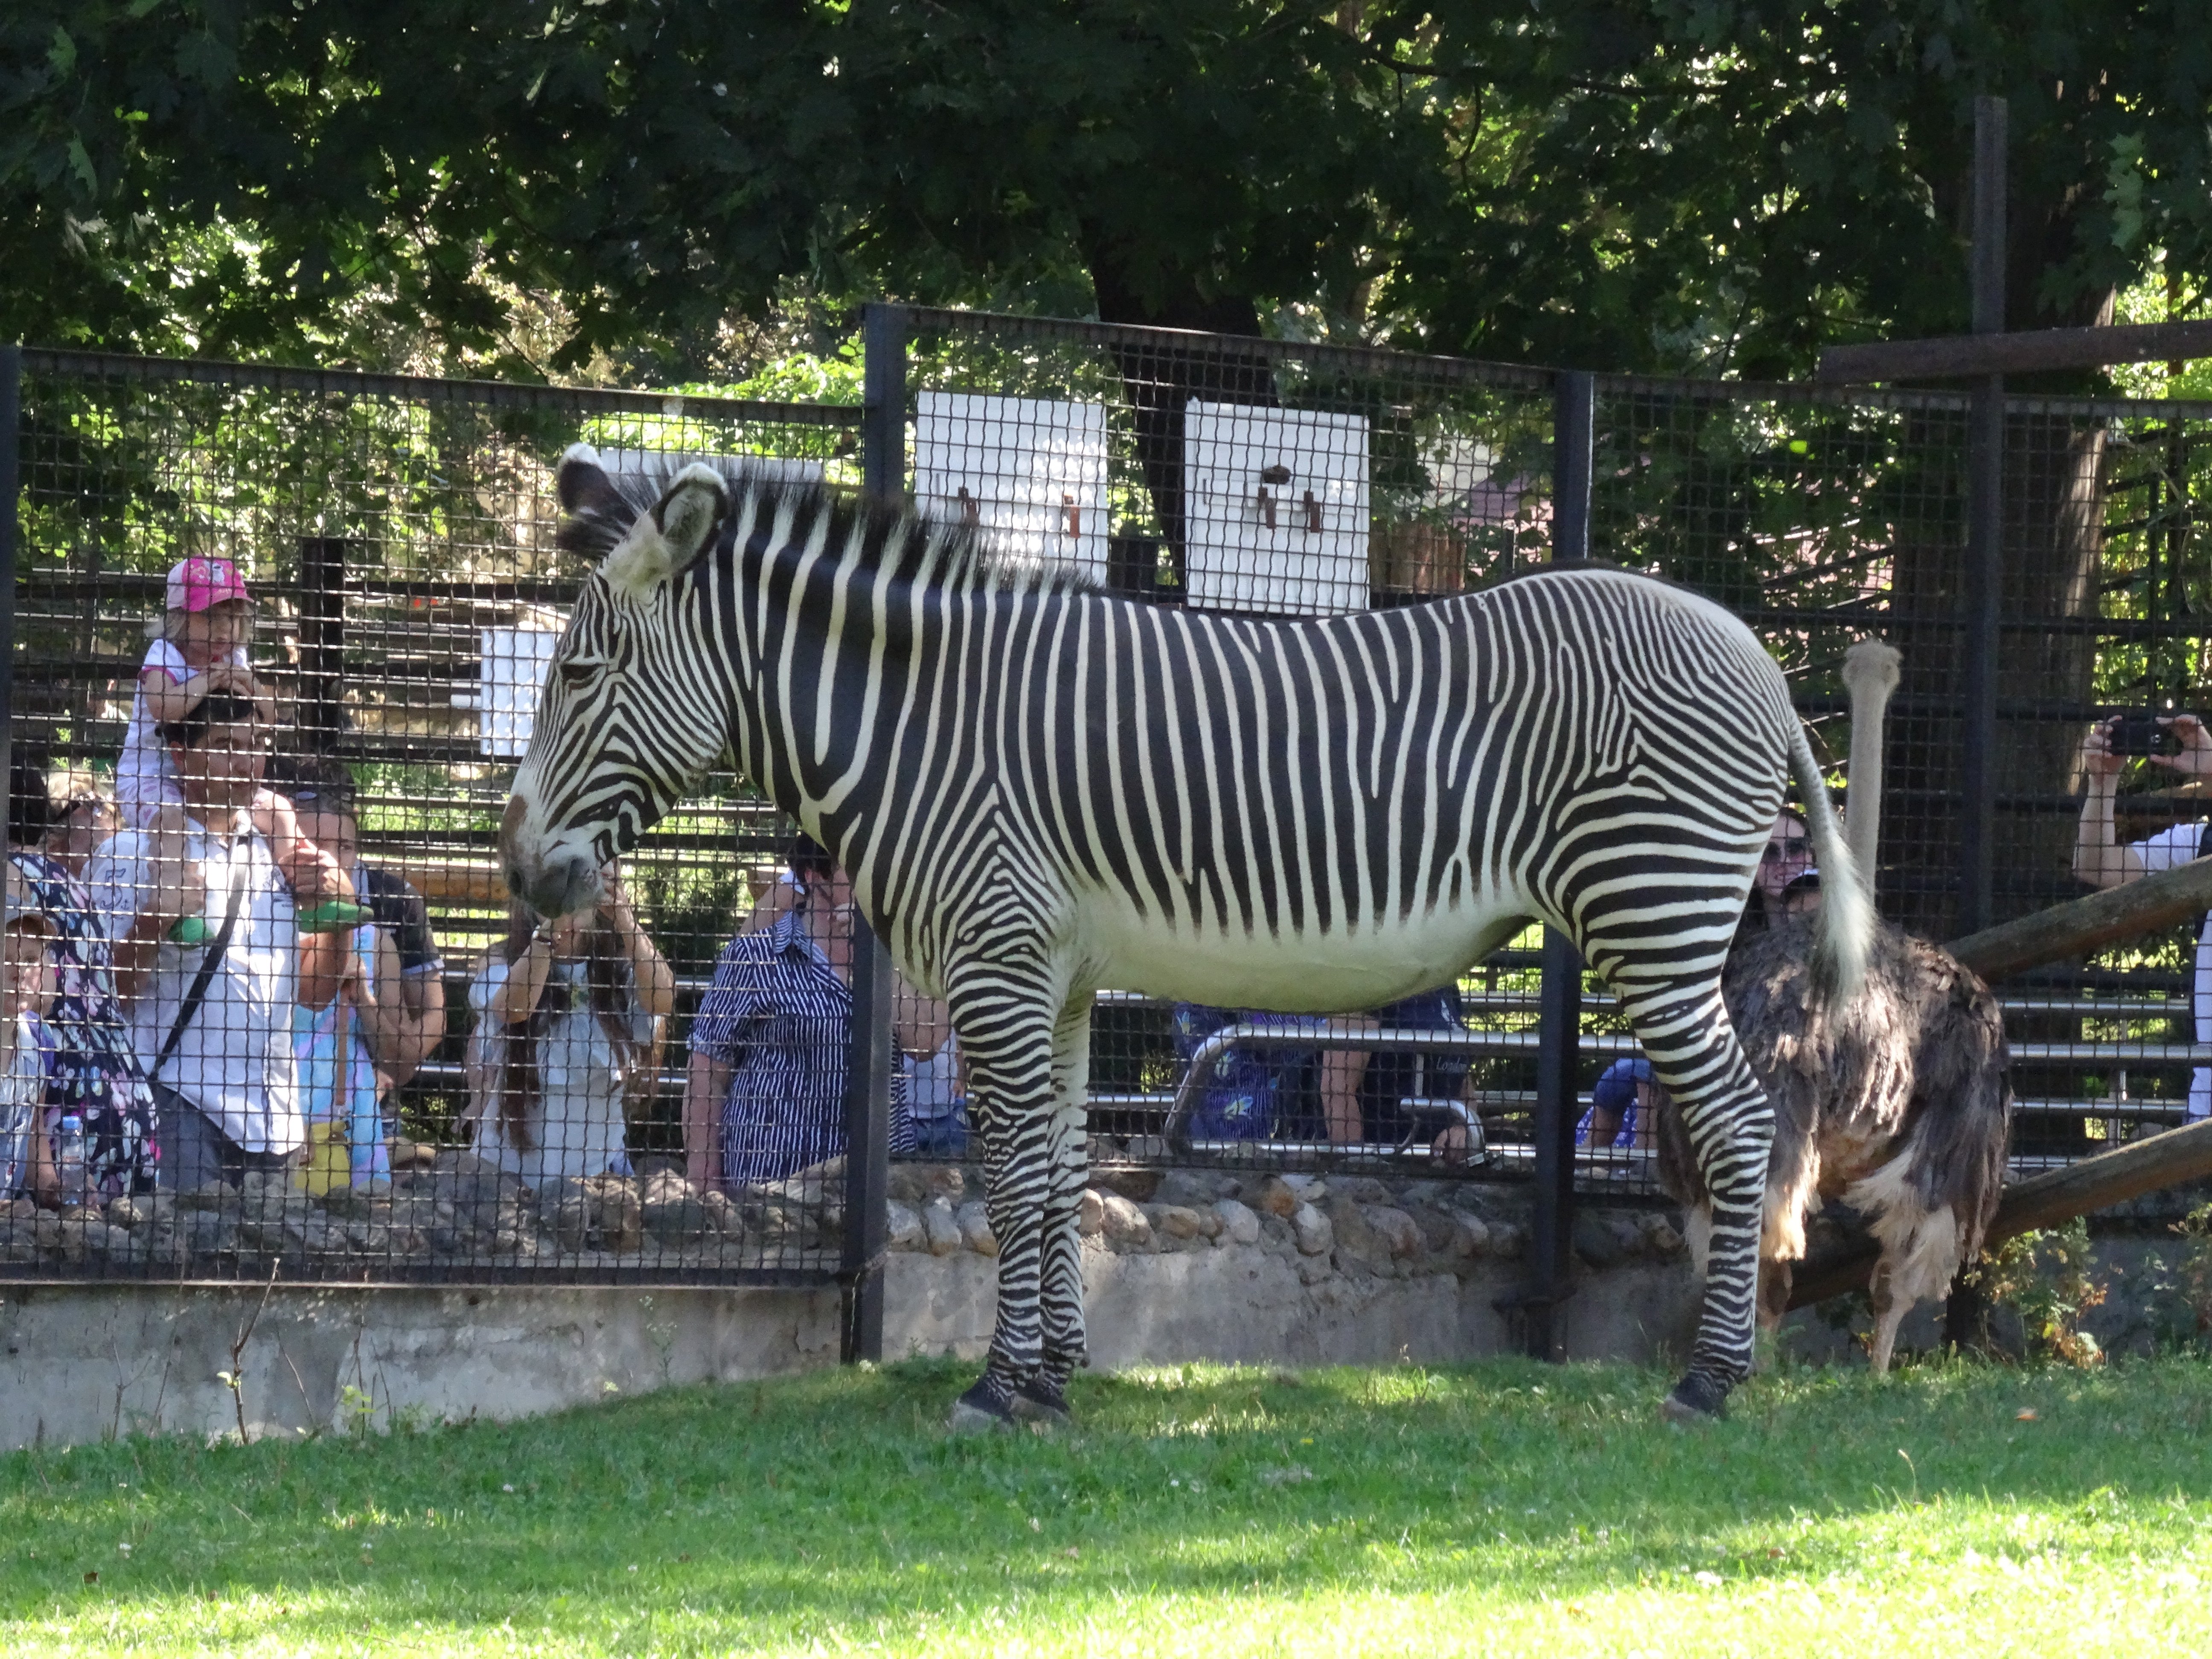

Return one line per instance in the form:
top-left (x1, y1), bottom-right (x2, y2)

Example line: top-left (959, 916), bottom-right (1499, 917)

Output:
top-left (0, 1355), bottom-right (2208, 1655)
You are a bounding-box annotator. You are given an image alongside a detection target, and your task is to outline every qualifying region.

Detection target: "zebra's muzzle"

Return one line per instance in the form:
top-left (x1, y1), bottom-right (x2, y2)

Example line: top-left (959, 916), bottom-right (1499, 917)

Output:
top-left (498, 789), bottom-right (601, 918)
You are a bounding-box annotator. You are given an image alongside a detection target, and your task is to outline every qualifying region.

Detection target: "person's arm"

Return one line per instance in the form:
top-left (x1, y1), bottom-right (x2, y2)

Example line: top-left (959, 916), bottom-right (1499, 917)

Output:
top-left (381, 965), bottom-right (448, 1091)
top-left (684, 1049), bottom-right (733, 1191)
top-left (602, 882), bottom-right (675, 1021)
top-left (2075, 720), bottom-right (2145, 890)
top-left (491, 931), bottom-right (556, 1026)
top-left (891, 977), bottom-right (952, 1060)
top-left (83, 835), bottom-right (198, 1006)
top-left (137, 660), bottom-right (261, 724)
top-left (292, 842), bottom-right (355, 1008)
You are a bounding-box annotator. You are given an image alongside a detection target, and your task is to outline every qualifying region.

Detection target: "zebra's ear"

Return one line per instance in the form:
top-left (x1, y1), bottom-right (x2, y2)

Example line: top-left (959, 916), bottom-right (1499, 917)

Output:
top-left (604, 463), bottom-right (727, 597)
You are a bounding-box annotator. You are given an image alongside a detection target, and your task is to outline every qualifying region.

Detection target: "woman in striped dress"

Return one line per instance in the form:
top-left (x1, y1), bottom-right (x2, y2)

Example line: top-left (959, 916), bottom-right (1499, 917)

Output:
top-left (684, 845), bottom-right (953, 1190)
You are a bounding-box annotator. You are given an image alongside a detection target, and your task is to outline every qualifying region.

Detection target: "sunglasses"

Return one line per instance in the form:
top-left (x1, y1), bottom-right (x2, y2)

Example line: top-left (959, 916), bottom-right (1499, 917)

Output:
top-left (1762, 836), bottom-right (1812, 863)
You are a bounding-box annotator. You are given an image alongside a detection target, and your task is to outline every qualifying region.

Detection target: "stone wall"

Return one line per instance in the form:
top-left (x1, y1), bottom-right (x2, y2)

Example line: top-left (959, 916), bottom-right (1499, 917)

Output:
top-left (0, 1164), bottom-right (1701, 1449)
top-left (3, 1162), bottom-right (2195, 1451)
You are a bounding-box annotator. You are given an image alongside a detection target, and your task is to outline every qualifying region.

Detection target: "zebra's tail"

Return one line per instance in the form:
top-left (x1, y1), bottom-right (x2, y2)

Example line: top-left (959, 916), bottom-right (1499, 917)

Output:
top-left (1790, 721), bottom-right (1873, 1007)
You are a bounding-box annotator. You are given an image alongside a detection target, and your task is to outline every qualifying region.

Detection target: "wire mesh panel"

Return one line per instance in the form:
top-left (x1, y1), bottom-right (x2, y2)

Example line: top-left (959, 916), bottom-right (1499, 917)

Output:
top-left (4, 349), bottom-right (869, 1285)
top-left (898, 309), bottom-right (1567, 1182)
top-left (892, 312), bottom-right (2212, 1196)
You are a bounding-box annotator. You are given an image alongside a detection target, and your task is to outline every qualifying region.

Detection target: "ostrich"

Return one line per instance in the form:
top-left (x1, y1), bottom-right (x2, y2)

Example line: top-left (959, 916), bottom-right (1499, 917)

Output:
top-left (1653, 640), bottom-right (2013, 1372)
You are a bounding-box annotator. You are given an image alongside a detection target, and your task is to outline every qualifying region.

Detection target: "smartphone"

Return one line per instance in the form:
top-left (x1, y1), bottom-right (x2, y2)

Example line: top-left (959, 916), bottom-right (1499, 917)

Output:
top-left (2105, 713), bottom-right (2181, 757)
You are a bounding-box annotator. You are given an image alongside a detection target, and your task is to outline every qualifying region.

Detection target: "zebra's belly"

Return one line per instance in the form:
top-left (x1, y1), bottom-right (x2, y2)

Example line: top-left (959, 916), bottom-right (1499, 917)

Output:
top-left (1081, 890), bottom-right (1532, 1014)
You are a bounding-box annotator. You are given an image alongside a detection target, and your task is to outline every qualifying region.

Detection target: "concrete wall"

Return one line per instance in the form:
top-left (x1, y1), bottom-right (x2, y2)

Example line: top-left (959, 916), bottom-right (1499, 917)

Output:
top-left (0, 1240), bottom-right (1700, 1450)
top-left (0, 1282), bottom-right (839, 1450)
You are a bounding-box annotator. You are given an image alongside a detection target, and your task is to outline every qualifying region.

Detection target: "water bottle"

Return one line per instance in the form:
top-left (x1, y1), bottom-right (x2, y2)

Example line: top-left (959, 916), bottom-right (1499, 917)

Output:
top-left (53, 1114), bottom-right (88, 1208)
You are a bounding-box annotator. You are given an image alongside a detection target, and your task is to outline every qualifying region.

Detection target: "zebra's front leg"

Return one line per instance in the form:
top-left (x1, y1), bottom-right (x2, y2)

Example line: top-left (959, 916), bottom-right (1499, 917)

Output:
top-left (1630, 986), bottom-right (1775, 1421)
top-left (945, 988), bottom-right (1064, 1432)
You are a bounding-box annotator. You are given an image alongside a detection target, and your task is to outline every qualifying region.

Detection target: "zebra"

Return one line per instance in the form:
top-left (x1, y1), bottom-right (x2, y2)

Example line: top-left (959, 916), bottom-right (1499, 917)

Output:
top-left (499, 447), bottom-right (1872, 1427)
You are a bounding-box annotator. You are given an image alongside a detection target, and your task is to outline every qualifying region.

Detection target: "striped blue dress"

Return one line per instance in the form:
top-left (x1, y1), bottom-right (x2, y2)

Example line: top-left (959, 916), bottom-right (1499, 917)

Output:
top-left (690, 910), bottom-right (914, 1187)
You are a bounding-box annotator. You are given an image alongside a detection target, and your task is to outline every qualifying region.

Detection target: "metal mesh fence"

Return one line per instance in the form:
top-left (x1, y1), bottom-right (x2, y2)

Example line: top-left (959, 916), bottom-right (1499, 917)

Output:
top-left (8, 316), bottom-right (2212, 1293)
top-left (3, 349), bottom-right (866, 1284)
top-left (893, 310), bottom-right (2212, 1193)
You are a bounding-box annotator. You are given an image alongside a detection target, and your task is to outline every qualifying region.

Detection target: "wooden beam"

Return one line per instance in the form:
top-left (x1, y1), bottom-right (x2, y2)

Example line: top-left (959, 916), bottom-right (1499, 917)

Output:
top-left (1818, 319), bottom-right (2212, 383)
top-left (1943, 856), bottom-right (2212, 983)
top-left (1787, 1118), bottom-right (2212, 1310)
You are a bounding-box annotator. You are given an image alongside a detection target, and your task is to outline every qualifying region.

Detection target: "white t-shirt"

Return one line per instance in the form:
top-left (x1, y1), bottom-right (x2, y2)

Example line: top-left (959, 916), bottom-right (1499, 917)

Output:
top-left (118, 637), bottom-right (249, 818)
top-left (83, 818), bottom-right (304, 1155)
top-left (467, 957), bottom-right (655, 1189)
top-left (2128, 822), bottom-right (2212, 1121)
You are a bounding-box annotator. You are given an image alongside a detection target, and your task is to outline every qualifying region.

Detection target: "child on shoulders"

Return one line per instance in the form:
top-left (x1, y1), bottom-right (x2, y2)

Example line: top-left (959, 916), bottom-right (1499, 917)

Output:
top-left (120, 558), bottom-right (362, 936)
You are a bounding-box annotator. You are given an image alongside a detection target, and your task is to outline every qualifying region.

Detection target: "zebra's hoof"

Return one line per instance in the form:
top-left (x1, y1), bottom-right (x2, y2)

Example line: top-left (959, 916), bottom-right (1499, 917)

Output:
top-left (948, 1377), bottom-right (1017, 1434)
top-left (1009, 1376), bottom-right (1071, 1427)
top-left (1660, 1373), bottom-right (1730, 1424)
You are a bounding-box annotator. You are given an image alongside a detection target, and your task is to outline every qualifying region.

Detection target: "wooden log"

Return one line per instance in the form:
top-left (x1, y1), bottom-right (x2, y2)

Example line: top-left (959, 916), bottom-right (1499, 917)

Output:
top-left (1787, 1118), bottom-right (2212, 1310)
top-left (1943, 856), bottom-right (2212, 982)
top-left (1818, 319), bottom-right (2212, 382)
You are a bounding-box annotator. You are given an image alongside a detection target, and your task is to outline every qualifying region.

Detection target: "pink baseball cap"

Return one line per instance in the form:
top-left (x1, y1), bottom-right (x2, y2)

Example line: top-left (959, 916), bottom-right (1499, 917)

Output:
top-left (165, 557), bottom-right (249, 613)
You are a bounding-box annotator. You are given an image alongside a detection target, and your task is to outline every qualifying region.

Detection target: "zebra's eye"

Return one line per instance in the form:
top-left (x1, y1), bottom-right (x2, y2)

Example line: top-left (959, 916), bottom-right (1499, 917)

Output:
top-left (556, 659), bottom-right (603, 690)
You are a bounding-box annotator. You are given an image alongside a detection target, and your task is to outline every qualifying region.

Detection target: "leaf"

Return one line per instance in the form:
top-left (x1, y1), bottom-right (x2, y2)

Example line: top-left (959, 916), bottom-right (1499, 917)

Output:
top-left (47, 26), bottom-right (77, 78)
top-left (65, 138), bottom-right (97, 197)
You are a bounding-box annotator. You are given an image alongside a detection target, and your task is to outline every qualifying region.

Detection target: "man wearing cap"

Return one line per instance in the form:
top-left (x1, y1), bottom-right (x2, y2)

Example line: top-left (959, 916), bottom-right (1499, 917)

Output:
top-left (86, 693), bottom-right (352, 1190)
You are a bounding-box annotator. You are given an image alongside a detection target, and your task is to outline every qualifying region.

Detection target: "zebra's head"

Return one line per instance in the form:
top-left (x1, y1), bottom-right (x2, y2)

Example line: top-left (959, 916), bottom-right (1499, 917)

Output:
top-left (500, 447), bottom-right (737, 917)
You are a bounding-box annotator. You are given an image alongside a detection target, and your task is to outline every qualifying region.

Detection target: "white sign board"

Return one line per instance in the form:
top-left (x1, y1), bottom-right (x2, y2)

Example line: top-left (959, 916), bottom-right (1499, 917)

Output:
top-left (1183, 402), bottom-right (1370, 615)
top-left (914, 391), bottom-right (1109, 581)
top-left (476, 626), bottom-right (560, 759)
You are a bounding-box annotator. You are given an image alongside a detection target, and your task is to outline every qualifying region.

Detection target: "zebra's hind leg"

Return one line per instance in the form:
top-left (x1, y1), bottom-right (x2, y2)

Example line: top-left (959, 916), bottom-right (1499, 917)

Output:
top-left (1627, 984), bottom-right (1775, 1422)
top-left (1010, 996), bottom-right (1095, 1425)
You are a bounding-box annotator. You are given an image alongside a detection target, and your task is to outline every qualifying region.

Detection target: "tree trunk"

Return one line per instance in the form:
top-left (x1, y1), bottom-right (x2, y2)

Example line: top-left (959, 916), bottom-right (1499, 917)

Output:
top-left (1083, 242), bottom-right (1280, 588)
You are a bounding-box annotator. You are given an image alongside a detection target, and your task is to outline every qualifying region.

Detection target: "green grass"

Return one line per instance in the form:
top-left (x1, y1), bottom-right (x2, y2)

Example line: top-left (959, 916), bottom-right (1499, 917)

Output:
top-left (2, 1356), bottom-right (2210, 1655)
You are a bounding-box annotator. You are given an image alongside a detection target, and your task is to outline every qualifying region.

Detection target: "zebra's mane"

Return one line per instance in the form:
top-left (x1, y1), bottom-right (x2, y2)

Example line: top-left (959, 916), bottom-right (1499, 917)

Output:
top-left (553, 447), bottom-right (1103, 599)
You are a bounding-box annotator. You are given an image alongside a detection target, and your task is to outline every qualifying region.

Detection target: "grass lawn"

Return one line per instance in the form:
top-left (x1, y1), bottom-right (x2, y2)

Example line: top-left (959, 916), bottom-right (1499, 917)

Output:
top-left (0, 1355), bottom-right (2208, 1655)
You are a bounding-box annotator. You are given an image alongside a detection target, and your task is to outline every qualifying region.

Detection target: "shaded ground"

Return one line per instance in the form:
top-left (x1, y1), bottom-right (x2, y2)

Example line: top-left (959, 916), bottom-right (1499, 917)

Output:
top-left (0, 1354), bottom-right (2207, 1655)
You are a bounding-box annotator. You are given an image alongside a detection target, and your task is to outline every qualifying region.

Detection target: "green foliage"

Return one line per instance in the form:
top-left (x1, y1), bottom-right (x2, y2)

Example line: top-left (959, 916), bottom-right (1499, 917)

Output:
top-left (13, 4), bottom-right (2212, 381)
top-left (1972, 1219), bottom-right (2113, 1367)
top-left (2174, 1200), bottom-right (2212, 1338)
top-left (3, 1357), bottom-right (2212, 1653)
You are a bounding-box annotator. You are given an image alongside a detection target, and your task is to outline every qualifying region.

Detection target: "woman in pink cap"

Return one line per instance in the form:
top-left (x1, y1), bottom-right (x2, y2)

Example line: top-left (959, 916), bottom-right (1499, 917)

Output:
top-left (119, 558), bottom-right (358, 937)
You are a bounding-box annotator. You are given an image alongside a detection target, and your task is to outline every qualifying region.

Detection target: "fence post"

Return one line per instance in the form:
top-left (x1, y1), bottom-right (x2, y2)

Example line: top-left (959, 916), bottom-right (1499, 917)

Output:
top-left (1959, 95), bottom-right (2006, 938)
top-left (841, 304), bottom-right (908, 1364)
top-left (0, 345), bottom-right (17, 842)
top-left (1511, 368), bottom-right (1597, 1359)
top-left (1552, 371), bottom-right (1595, 564)
top-left (297, 536), bottom-right (348, 751)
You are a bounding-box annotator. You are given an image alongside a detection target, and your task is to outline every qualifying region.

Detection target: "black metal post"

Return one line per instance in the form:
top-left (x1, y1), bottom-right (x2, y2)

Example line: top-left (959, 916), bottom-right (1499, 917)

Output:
top-left (841, 304), bottom-right (908, 1364)
top-left (0, 345), bottom-right (18, 847)
top-left (1949, 96), bottom-right (2008, 1339)
top-left (1959, 95), bottom-right (2006, 937)
top-left (1512, 377), bottom-right (1596, 1359)
top-left (1523, 927), bottom-right (1582, 1360)
top-left (1552, 371), bottom-right (1595, 562)
top-left (296, 536), bottom-right (348, 751)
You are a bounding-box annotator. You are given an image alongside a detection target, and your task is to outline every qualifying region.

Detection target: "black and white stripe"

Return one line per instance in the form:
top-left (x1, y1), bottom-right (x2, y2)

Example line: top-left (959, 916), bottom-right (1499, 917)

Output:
top-left (501, 451), bottom-right (1871, 1423)
top-left (690, 910), bottom-right (915, 1186)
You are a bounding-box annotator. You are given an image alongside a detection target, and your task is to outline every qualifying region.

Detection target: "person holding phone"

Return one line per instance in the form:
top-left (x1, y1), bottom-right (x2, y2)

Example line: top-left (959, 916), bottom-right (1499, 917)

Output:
top-left (2076, 712), bottom-right (2212, 1121)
